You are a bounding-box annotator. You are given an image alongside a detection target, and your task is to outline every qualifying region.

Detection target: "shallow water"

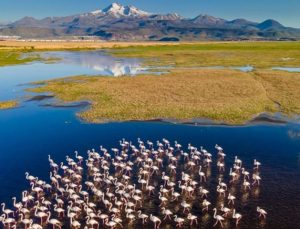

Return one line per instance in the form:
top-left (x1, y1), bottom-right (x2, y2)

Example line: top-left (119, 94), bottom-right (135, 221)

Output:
top-left (272, 67), bottom-right (300, 72)
top-left (0, 51), bottom-right (148, 101)
top-left (0, 102), bottom-right (300, 228)
top-left (0, 51), bottom-right (300, 228)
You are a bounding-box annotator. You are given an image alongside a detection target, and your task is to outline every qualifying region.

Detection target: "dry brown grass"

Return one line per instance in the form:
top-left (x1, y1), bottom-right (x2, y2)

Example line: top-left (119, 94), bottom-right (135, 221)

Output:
top-left (29, 69), bottom-right (281, 123)
top-left (0, 100), bottom-right (18, 110)
top-left (254, 70), bottom-right (300, 114)
top-left (0, 40), bottom-right (191, 50)
top-left (0, 40), bottom-right (275, 51)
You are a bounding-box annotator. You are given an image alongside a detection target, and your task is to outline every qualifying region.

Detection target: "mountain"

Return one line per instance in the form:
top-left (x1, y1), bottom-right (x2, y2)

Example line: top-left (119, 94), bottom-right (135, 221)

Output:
top-left (1, 2), bottom-right (299, 41)
top-left (256, 19), bottom-right (284, 30)
top-left (191, 15), bottom-right (226, 26)
top-left (90, 2), bottom-right (150, 18)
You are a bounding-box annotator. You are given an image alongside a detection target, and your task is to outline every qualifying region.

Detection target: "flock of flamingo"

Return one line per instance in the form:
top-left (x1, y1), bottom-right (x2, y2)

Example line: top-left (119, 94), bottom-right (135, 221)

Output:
top-left (0, 138), bottom-right (267, 229)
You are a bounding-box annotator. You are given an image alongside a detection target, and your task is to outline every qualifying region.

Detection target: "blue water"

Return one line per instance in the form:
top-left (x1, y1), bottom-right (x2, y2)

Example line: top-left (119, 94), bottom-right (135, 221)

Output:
top-left (0, 50), bottom-right (146, 100)
top-left (0, 51), bottom-right (300, 228)
top-left (272, 67), bottom-right (300, 72)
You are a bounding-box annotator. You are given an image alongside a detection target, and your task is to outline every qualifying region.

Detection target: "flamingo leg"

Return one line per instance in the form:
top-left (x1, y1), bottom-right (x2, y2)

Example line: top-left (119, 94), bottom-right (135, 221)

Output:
top-left (220, 221), bottom-right (224, 228)
top-left (213, 220), bottom-right (218, 227)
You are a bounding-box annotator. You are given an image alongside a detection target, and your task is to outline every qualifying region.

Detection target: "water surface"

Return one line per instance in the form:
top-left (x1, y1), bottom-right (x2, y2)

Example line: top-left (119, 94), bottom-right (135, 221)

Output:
top-left (0, 51), bottom-right (300, 229)
top-left (272, 67), bottom-right (300, 72)
top-left (0, 50), bottom-right (147, 101)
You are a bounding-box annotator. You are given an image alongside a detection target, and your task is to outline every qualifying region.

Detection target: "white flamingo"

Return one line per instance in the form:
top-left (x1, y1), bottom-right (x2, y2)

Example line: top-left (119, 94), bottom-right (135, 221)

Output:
top-left (213, 208), bottom-right (224, 228)
top-left (198, 166), bottom-right (206, 182)
top-left (150, 214), bottom-right (161, 229)
top-left (202, 199), bottom-right (211, 212)
top-left (254, 159), bottom-right (261, 169)
top-left (252, 173), bottom-right (262, 185)
top-left (187, 213), bottom-right (198, 226)
top-left (232, 209), bottom-right (242, 226)
top-left (257, 207), bottom-right (267, 218)
top-left (137, 210), bottom-right (148, 224)
top-left (174, 215), bottom-right (185, 227)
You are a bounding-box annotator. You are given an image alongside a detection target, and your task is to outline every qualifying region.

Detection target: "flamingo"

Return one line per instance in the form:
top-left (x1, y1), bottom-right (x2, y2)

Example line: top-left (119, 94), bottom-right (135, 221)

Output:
top-left (47, 211), bottom-right (62, 229)
top-left (252, 173), bottom-right (262, 185)
top-left (187, 213), bottom-right (198, 226)
top-left (202, 199), bottom-right (211, 212)
top-left (220, 204), bottom-right (231, 217)
top-left (137, 210), bottom-right (148, 224)
top-left (243, 178), bottom-right (251, 190)
top-left (198, 166), bottom-right (206, 182)
top-left (232, 209), bottom-right (242, 226)
top-left (150, 214), bottom-right (161, 229)
top-left (171, 188), bottom-right (181, 201)
top-left (25, 172), bottom-right (36, 182)
top-left (217, 185), bottom-right (226, 196)
top-left (159, 192), bottom-right (168, 206)
top-left (86, 216), bottom-right (99, 229)
top-left (234, 156), bottom-right (242, 166)
top-left (228, 193), bottom-right (236, 205)
top-left (20, 214), bottom-right (31, 229)
top-left (34, 207), bottom-right (48, 225)
top-left (218, 178), bottom-right (227, 190)
top-left (257, 207), bottom-right (267, 218)
top-left (29, 220), bottom-right (43, 229)
top-left (0, 214), bottom-right (16, 229)
top-left (126, 212), bottom-right (136, 223)
top-left (70, 216), bottom-right (81, 228)
top-left (105, 218), bottom-right (117, 229)
top-left (199, 186), bottom-right (209, 198)
top-left (181, 201), bottom-right (191, 213)
top-left (11, 197), bottom-right (22, 212)
top-left (229, 168), bottom-right (238, 182)
top-left (215, 144), bottom-right (223, 152)
top-left (213, 208), bottom-right (224, 228)
top-left (241, 168), bottom-right (250, 179)
top-left (161, 207), bottom-right (173, 220)
top-left (254, 159), bottom-right (261, 169)
top-left (217, 161), bottom-right (225, 171)
top-left (1, 203), bottom-right (14, 217)
top-left (174, 215), bottom-right (185, 227)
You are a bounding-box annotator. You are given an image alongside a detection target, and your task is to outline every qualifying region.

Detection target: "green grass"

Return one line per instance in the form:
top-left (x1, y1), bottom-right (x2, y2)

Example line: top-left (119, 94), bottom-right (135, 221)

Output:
top-left (0, 100), bottom-right (18, 110)
top-left (110, 42), bottom-right (300, 68)
top-left (0, 49), bottom-right (41, 66)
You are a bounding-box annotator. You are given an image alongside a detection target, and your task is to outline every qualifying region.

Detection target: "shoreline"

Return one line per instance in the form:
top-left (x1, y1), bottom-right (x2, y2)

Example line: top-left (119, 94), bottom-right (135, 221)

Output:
top-left (26, 94), bottom-right (298, 127)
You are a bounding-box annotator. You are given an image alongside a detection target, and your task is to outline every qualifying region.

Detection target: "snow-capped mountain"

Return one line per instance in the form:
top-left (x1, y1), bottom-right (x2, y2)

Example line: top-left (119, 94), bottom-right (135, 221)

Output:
top-left (3, 2), bottom-right (300, 41)
top-left (90, 2), bottom-right (150, 17)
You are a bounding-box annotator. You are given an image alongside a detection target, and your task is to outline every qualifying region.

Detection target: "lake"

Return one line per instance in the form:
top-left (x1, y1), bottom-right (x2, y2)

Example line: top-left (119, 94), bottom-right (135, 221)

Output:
top-left (0, 51), bottom-right (300, 229)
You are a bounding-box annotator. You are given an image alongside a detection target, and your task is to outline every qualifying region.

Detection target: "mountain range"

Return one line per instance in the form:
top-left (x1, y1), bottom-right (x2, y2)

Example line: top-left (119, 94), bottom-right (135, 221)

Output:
top-left (1, 2), bottom-right (299, 41)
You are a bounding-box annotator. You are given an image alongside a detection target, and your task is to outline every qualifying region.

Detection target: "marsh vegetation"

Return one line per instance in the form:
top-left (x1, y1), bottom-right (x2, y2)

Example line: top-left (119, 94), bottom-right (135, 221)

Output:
top-left (0, 100), bottom-right (18, 109)
top-left (2, 41), bottom-right (300, 123)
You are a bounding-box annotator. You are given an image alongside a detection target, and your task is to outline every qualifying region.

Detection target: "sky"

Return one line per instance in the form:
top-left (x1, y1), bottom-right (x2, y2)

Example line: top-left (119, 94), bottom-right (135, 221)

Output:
top-left (0, 0), bottom-right (299, 28)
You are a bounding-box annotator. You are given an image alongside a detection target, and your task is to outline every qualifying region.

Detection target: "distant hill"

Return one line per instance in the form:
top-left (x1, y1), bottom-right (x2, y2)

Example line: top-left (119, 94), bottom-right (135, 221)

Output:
top-left (1, 2), bottom-right (299, 41)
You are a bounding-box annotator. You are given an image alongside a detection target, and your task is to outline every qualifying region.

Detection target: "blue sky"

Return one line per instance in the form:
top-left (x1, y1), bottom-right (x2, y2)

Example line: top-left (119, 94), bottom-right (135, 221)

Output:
top-left (0, 0), bottom-right (299, 28)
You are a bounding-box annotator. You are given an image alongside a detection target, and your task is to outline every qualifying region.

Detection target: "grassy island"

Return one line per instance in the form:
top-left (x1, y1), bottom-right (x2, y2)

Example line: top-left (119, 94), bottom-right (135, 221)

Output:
top-left (0, 100), bottom-right (18, 110)
top-left (0, 49), bottom-right (42, 66)
top-left (29, 68), bottom-right (300, 124)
